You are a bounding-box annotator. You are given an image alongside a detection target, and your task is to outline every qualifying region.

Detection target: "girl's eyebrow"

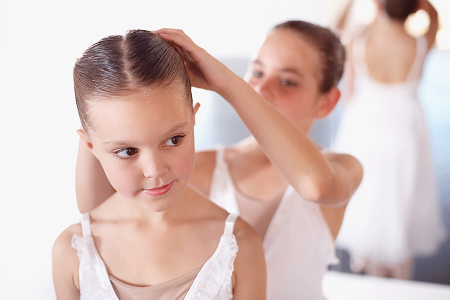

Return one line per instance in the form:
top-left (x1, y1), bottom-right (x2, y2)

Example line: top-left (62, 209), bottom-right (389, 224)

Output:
top-left (102, 122), bottom-right (188, 146)
top-left (165, 122), bottom-right (188, 135)
top-left (252, 60), bottom-right (304, 78)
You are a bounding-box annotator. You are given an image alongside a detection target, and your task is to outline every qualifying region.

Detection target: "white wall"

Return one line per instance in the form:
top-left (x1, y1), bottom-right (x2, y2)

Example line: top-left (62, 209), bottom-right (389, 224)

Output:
top-left (0, 0), bottom-right (330, 298)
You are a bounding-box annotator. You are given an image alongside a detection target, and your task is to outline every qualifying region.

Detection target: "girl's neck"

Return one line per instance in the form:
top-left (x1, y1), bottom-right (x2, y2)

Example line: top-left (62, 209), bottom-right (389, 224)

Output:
top-left (106, 186), bottom-right (195, 226)
top-left (372, 10), bottom-right (406, 35)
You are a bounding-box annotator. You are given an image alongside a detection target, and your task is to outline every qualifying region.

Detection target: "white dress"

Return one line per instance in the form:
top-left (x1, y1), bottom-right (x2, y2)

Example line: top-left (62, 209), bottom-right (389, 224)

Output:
top-left (333, 34), bottom-right (447, 265)
top-left (209, 146), bottom-right (337, 300)
top-left (71, 213), bottom-right (239, 300)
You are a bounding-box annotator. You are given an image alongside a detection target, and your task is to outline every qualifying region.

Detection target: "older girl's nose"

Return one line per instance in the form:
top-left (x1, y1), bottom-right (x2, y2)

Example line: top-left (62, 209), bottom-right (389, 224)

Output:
top-left (254, 78), bottom-right (275, 104)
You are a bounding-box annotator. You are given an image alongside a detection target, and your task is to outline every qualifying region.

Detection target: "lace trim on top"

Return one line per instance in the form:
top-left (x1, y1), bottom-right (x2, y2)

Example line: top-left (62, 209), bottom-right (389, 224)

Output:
top-left (71, 213), bottom-right (239, 300)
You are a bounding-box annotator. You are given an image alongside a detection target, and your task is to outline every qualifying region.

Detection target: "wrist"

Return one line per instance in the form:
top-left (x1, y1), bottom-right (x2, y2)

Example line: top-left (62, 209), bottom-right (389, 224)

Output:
top-left (216, 70), bottom-right (246, 100)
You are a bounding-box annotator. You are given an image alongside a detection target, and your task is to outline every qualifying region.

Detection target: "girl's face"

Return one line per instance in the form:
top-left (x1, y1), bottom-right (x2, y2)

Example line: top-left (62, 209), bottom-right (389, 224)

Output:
top-left (82, 86), bottom-right (197, 212)
top-left (245, 29), bottom-right (324, 132)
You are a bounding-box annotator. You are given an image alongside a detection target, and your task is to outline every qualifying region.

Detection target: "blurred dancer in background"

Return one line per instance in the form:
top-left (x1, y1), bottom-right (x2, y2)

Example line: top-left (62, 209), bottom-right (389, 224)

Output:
top-left (333, 0), bottom-right (446, 279)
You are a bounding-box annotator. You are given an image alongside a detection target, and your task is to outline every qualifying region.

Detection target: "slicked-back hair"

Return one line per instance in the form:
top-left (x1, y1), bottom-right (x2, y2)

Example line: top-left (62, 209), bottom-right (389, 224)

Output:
top-left (74, 29), bottom-right (192, 131)
top-left (273, 21), bottom-right (346, 94)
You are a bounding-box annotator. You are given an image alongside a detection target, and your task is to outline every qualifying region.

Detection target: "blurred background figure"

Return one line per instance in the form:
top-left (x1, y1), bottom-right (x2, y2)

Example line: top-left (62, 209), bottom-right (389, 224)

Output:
top-left (331, 0), bottom-right (447, 279)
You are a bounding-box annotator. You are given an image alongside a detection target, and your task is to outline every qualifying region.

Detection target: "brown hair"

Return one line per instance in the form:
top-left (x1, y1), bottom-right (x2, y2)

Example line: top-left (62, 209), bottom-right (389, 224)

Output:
top-left (273, 20), bottom-right (346, 94)
top-left (74, 29), bottom-right (192, 131)
top-left (382, 0), bottom-right (418, 21)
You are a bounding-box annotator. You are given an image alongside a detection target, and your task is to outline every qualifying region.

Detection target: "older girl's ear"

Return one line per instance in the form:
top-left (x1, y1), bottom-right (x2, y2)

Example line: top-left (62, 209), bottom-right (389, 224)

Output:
top-left (314, 87), bottom-right (341, 119)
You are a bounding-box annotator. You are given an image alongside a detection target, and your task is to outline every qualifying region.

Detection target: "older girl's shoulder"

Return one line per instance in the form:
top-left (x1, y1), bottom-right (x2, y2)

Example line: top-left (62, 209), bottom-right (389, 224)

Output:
top-left (190, 150), bottom-right (218, 196)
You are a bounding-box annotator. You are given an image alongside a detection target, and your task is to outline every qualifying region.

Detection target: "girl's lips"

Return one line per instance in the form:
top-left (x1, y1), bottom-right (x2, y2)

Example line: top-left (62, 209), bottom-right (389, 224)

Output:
top-left (142, 181), bottom-right (174, 197)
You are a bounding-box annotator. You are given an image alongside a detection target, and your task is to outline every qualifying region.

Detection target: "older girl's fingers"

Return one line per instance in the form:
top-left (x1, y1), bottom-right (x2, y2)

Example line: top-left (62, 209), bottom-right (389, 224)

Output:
top-left (155, 28), bottom-right (198, 55)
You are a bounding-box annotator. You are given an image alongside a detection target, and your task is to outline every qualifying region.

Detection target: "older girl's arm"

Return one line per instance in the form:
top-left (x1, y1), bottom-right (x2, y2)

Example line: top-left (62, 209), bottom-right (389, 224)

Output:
top-left (76, 138), bottom-right (115, 213)
top-left (157, 28), bottom-right (362, 208)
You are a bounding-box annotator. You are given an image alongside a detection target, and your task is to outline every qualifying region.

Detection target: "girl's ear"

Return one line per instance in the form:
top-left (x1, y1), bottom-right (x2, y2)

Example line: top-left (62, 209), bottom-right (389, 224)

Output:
top-left (193, 102), bottom-right (201, 125)
top-left (77, 129), bottom-right (97, 157)
top-left (314, 87), bottom-right (341, 119)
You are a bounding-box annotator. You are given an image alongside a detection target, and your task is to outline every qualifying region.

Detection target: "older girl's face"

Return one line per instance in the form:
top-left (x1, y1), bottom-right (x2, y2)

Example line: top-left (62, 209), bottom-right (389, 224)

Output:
top-left (245, 29), bottom-right (323, 131)
top-left (84, 86), bottom-right (196, 213)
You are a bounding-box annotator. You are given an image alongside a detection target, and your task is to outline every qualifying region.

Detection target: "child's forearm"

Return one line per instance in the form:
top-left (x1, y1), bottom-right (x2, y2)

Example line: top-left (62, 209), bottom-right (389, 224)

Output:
top-left (76, 138), bottom-right (115, 213)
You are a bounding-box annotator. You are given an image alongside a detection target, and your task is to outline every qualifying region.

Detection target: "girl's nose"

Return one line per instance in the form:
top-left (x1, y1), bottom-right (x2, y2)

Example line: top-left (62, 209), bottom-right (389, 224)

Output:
top-left (254, 78), bottom-right (275, 104)
top-left (142, 153), bottom-right (168, 179)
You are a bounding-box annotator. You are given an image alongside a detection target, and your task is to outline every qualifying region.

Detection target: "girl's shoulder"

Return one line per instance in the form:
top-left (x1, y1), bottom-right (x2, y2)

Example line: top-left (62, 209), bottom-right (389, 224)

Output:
top-left (231, 216), bottom-right (267, 298)
top-left (53, 221), bottom-right (83, 257)
top-left (233, 217), bottom-right (260, 244)
top-left (52, 221), bottom-right (82, 290)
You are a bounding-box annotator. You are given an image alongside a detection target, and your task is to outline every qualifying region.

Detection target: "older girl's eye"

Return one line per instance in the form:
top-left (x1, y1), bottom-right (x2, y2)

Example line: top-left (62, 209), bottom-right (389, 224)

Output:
top-left (281, 79), bottom-right (297, 87)
top-left (252, 70), bottom-right (263, 78)
top-left (115, 148), bottom-right (138, 159)
top-left (165, 135), bottom-right (185, 146)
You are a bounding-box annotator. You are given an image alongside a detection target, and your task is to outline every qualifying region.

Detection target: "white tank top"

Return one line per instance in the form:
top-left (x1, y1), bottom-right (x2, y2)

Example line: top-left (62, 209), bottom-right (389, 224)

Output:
top-left (209, 146), bottom-right (337, 300)
top-left (71, 212), bottom-right (239, 300)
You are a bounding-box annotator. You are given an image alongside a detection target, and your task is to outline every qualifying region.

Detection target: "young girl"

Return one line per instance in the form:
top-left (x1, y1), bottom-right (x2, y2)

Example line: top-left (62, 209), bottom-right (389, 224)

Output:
top-left (76, 22), bottom-right (363, 299)
top-left (333, 0), bottom-right (447, 279)
top-left (52, 29), bottom-right (266, 299)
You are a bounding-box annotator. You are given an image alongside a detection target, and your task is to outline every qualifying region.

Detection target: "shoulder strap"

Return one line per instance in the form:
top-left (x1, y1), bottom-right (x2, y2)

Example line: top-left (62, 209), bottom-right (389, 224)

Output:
top-left (214, 144), bottom-right (225, 167)
top-left (224, 213), bottom-right (238, 235)
top-left (80, 213), bottom-right (92, 237)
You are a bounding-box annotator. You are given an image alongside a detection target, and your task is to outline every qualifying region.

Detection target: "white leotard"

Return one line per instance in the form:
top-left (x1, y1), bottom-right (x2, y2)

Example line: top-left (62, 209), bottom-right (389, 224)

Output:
top-left (72, 213), bottom-right (239, 300)
top-left (209, 146), bottom-right (337, 300)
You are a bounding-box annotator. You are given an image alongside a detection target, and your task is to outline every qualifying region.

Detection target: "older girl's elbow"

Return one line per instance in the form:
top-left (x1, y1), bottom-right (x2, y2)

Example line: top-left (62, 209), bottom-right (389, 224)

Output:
top-left (302, 175), bottom-right (335, 202)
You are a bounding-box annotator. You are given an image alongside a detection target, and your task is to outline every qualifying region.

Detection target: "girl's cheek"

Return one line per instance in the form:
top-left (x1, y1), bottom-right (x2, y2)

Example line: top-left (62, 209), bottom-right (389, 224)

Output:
top-left (104, 163), bottom-right (137, 191)
top-left (176, 148), bottom-right (196, 178)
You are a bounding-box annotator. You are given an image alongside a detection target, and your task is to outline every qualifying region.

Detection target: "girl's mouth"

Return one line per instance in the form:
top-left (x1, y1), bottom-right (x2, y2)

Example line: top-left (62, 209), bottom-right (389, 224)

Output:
top-left (141, 181), bottom-right (174, 197)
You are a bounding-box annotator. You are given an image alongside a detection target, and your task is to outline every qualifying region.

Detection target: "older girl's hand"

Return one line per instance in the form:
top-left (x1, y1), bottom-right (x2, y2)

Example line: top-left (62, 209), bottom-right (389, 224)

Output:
top-left (156, 28), bottom-right (237, 96)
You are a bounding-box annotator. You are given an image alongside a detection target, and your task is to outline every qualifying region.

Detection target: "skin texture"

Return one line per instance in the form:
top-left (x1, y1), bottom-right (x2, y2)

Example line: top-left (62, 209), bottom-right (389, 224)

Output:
top-left (53, 85), bottom-right (266, 299)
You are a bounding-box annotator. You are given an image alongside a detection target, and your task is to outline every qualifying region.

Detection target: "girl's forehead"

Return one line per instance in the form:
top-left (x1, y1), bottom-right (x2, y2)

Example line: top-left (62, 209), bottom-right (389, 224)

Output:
top-left (257, 30), bottom-right (320, 73)
top-left (88, 87), bottom-right (192, 142)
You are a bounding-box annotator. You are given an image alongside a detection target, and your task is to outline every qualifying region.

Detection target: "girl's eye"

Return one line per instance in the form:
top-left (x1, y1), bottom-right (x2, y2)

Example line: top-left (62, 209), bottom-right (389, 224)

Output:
top-left (281, 79), bottom-right (297, 87)
top-left (252, 70), bottom-right (263, 78)
top-left (165, 135), bottom-right (185, 147)
top-left (115, 148), bottom-right (138, 159)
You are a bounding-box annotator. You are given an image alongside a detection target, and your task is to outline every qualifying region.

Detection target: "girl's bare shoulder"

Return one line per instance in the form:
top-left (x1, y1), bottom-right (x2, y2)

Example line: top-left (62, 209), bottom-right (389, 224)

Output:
top-left (52, 221), bottom-right (82, 290)
top-left (53, 222), bottom-right (82, 258)
top-left (232, 217), bottom-right (263, 251)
